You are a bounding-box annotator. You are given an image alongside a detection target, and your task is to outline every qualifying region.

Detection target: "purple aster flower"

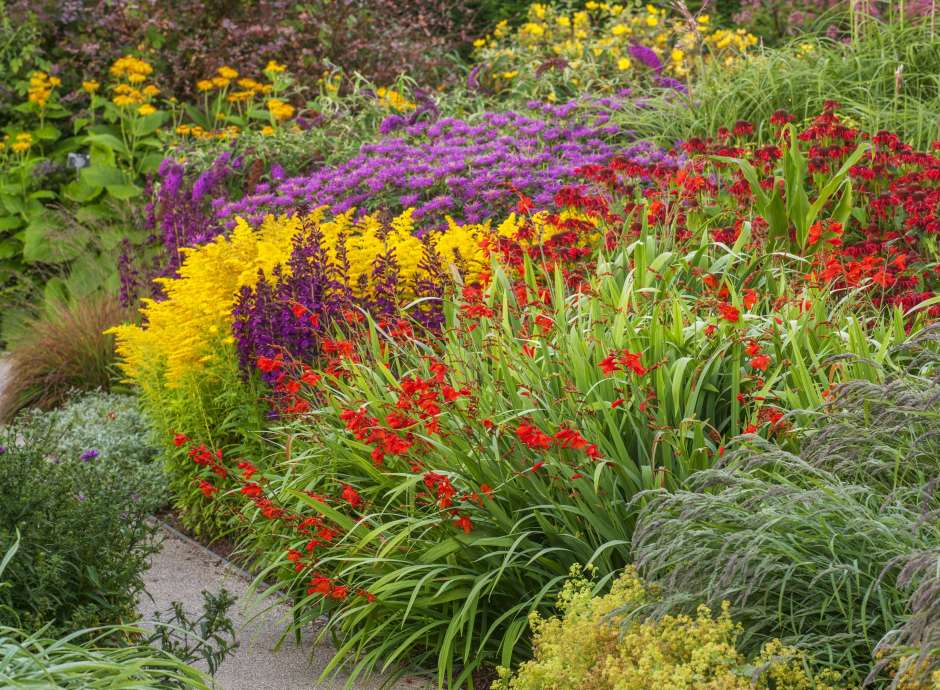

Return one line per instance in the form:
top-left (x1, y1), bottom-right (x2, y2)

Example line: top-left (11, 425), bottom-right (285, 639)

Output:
top-left (80, 449), bottom-right (100, 462)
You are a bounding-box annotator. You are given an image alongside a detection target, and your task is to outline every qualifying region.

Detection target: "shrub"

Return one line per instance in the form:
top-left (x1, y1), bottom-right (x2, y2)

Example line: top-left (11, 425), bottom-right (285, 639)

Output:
top-left (0, 294), bottom-right (128, 422)
top-left (493, 566), bottom-right (844, 690)
top-left (631, 329), bottom-right (940, 686)
top-left (42, 391), bottom-right (166, 512)
top-left (0, 410), bottom-right (158, 633)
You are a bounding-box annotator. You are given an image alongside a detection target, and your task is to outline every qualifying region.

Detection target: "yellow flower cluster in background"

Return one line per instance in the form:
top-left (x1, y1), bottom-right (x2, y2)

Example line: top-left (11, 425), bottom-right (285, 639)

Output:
top-left (473, 2), bottom-right (757, 95)
top-left (27, 71), bottom-right (61, 110)
top-left (374, 86), bottom-right (416, 112)
top-left (107, 55), bottom-right (161, 115)
top-left (494, 566), bottom-right (844, 690)
top-left (2, 132), bottom-right (34, 155)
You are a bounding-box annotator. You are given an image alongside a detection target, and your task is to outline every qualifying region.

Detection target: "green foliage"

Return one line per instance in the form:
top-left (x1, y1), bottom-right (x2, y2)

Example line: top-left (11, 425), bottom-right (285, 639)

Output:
top-left (0, 623), bottom-right (213, 689)
top-left (0, 537), bottom-right (232, 689)
top-left (0, 411), bottom-right (159, 634)
top-left (630, 328), bottom-right (940, 686)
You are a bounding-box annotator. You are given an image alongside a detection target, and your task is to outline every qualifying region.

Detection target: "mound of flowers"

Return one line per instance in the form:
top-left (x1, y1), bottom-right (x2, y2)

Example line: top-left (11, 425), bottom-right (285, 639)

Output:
top-left (145, 102), bottom-right (673, 281)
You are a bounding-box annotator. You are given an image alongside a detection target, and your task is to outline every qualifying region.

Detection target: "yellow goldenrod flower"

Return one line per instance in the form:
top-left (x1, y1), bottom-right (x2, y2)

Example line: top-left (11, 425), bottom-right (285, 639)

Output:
top-left (617, 57), bottom-right (632, 70)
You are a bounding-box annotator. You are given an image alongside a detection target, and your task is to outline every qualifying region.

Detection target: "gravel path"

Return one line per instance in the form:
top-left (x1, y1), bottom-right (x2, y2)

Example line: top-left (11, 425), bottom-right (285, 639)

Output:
top-left (139, 525), bottom-right (433, 690)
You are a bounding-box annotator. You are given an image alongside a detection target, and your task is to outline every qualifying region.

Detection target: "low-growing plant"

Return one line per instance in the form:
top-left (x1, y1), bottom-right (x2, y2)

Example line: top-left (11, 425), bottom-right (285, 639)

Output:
top-left (0, 539), bottom-right (235, 689)
top-left (0, 411), bottom-right (159, 633)
top-left (493, 565), bottom-right (845, 690)
top-left (41, 391), bottom-right (167, 512)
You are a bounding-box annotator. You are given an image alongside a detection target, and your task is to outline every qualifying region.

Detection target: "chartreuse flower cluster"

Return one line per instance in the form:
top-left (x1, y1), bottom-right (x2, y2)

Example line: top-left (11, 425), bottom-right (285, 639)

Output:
top-left (474, 2), bottom-right (757, 95)
top-left (493, 565), bottom-right (844, 690)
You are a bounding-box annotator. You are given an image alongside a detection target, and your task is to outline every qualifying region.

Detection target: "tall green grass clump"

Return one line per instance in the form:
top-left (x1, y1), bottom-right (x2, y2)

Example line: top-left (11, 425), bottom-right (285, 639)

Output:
top-left (631, 327), bottom-right (940, 687)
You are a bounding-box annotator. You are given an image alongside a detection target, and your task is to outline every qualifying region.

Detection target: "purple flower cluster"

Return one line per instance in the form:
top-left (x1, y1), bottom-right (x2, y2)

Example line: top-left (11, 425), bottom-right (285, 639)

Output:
top-left (213, 103), bottom-right (623, 230)
top-left (231, 217), bottom-right (448, 377)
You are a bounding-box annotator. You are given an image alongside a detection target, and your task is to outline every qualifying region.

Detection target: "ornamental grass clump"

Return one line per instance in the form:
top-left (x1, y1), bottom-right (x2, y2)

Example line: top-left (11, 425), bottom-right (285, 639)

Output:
top-left (631, 328), bottom-right (940, 687)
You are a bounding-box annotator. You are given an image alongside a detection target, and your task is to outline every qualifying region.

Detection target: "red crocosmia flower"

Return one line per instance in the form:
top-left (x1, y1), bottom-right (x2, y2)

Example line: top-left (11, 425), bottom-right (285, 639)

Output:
top-left (534, 314), bottom-right (554, 331)
top-left (173, 433), bottom-right (189, 447)
top-left (704, 324), bottom-right (717, 336)
top-left (619, 351), bottom-right (647, 376)
top-left (480, 484), bottom-right (493, 499)
top-left (309, 312), bottom-right (320, 327)
top-left (554, 427), bottom-right (589, 449)
top-left (454, 514), bottom-right (473, 534)
top-left (742, 289), bottom-right (758, 310)
top-left (718, 304), bottom-right (740, 322)
top-left (745, 340), bottom-right (762, 357)
top-left (241, 482), bottom-right (263, 498)
top-left (750, 354), bottom-right (772, 371)
top-left (610, 398), bottom-right (625, 409)
top-left (287, 549), bottom-right (302, 563)
top-left (238, 461), bottom-right (258, 480)
top-left (198, 480), bottom-right (218, 498)
top-left (522, 344), bottom-right (536, 358)
top-left (301, 370), bottom-right (321, 386)
top-left (481, 419), bottom-right (494, 430)
top-left (357, 589), bottom-right (376, 603)
top-left (515, 422), bottom-right (553, 450)
top-left (331, 585), bottom-right (349, 600)
top-left (291, 303), bottom-right (307, 318)
top-left (702, 274), bottom-right (717, 289)
top-left (599, 353), bottom-right (619, 375)
top-left (571, 473), bottom-right (584, 480)
top-left (585, 444), bottom-right (602, 459)
top-left (341, 484), bottom-right (362, 508)
top-left (256, 354), bottom-right (283, 373)
top-left (744, 424), bottom-right (758, 434)
top-left (530, 461), bottom-right (545, 472)
top-left (307, 574), bottom-right (332, 596)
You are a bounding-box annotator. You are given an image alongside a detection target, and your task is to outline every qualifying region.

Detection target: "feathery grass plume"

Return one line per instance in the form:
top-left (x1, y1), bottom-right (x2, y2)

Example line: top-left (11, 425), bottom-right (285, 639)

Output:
top-left (630, 327), bottom-right (940, 687)
top-left (0, 294), bottom-right (129, 422)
